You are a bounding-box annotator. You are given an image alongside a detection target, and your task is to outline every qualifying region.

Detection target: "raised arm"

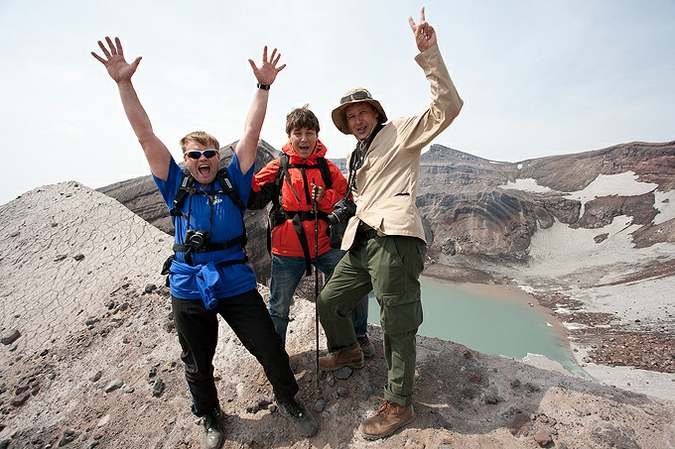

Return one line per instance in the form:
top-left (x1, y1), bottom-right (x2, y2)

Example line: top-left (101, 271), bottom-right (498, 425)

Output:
top-left (91, 37), bottom-right (171, 181)
top-left (236, 46), bottom-right (286, 174)
top-left (408, 6), bottom-right (437, 53)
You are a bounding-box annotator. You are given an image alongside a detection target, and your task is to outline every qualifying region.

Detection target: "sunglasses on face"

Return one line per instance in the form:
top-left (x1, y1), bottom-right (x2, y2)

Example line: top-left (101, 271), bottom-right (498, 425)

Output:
top-left (185, 149), bottom-right (218, 159)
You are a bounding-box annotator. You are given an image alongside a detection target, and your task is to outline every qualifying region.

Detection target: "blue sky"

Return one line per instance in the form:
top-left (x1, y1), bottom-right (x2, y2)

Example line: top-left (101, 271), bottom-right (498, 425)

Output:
top-left (1, 0), bottom-right (673, 205)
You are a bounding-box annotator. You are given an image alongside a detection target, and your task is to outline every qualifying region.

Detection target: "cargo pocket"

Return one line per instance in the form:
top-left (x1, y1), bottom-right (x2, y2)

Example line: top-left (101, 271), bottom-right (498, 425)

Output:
top-left (377, 236), bottom-right (426, 292)
top-left (380, 290), bottom-right (423, 335)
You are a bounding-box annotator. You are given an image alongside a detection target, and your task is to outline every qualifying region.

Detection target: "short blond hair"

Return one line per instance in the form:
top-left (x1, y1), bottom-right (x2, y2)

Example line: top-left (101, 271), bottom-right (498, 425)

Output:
top-left (179, 131), bottom-right (220, 153)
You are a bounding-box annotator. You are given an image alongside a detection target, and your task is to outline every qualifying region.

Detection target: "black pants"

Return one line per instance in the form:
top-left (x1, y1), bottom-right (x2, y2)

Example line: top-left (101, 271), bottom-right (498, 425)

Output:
top-left (172, 289), bottom-right (299, 416)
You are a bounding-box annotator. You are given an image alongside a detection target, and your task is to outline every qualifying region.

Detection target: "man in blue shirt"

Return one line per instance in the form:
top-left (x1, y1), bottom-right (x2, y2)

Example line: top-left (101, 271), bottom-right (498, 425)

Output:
top-left (92, 37), bottom-right (317, 448)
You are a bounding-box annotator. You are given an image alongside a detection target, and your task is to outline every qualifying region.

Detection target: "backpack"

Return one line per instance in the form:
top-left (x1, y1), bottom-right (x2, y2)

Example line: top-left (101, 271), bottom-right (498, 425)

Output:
top-left (251, 153), bottom-right (333, 276)
top-left (171, 167), bottom-right (247, 215)
top-left (165, 167), bottom-right (248, 267)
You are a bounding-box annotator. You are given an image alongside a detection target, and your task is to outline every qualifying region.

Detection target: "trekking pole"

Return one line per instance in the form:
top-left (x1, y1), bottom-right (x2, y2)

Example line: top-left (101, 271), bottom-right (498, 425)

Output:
top-left (312, 181), bottom-right (320, 389)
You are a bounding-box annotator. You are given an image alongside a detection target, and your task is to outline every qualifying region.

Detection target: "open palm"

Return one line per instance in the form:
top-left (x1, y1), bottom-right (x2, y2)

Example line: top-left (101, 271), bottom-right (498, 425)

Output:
top-left (91, 37), bottom-right (141, 83)
top-left (248, 46), bottom-right (286, 86)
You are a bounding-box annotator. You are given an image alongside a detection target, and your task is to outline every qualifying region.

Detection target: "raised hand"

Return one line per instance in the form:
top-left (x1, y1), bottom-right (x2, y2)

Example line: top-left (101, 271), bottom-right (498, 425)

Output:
top-left (248, 46), bottom-right (286, 86)
top-left (408, 6), bottom-right (437, 53)
top-left (91, 37), bottom-right (142, 84)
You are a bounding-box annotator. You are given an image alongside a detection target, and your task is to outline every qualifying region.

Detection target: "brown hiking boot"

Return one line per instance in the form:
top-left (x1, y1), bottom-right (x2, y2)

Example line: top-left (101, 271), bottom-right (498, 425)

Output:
top-left (358, 398), bottom-right (415, 440)
top-left (318, 346), bottom-right (364, 371)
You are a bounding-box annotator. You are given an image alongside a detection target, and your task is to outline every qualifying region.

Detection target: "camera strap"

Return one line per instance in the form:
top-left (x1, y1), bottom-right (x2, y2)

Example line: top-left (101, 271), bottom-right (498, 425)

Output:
top-left (346, 122), bottom-right (384, 196)
top-left (172, 234), bottom-right (248, 254)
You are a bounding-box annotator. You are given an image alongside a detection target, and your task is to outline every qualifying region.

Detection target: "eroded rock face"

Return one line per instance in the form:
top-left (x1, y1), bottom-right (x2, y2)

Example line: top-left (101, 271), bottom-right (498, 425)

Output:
top-left (418, 190), bottom-right (537, 259)
top-left (417, 141), bottom-right (675, 262)
top-left (574, 192), bottom-right (658, 229)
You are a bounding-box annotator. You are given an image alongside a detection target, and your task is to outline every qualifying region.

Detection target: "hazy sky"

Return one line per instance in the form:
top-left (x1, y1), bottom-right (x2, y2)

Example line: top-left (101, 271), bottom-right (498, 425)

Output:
top-left (1, 0), bottom-right (673, 205)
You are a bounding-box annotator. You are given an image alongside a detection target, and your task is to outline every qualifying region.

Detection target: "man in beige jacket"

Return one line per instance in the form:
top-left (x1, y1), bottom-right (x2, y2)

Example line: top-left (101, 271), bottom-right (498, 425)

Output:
top-left (317, 7), bottom-right (463, 440)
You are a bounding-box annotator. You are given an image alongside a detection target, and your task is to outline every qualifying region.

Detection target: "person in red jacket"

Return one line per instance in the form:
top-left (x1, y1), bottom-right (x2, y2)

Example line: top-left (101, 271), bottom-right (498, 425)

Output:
top-left (249, 106), bottom-right (374, 357)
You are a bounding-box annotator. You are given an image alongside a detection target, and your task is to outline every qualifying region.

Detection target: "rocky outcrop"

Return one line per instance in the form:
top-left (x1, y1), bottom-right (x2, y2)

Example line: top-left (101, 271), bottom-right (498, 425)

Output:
top-left (516, 141), bottom-right (675, 192)
top-left (417, 141), bottom-right (675, 265)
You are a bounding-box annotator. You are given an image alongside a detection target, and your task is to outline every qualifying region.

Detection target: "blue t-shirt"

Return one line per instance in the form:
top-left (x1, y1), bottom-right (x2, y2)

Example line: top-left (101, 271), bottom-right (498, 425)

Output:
top-left (153, 154), bottom-right (257, 300)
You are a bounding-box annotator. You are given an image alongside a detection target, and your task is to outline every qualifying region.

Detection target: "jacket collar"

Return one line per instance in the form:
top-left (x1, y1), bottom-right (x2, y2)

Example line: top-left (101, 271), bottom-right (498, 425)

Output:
top-left (282, 139), bottom-right (328, 164)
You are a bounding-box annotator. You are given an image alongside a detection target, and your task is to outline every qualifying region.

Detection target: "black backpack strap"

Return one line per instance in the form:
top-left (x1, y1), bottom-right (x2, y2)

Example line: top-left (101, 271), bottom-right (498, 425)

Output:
top-left (278, 153), bottom-right (301, 202)
top-left (265, 155), bottom-right (287, 256)
top-left (289, 214), bottom-right (313, 276)
top-left (215, 167), bottom-right (247, 254)
top-left (316, 157), bottom-right (333, 190)
top-left (170, 169), bottom-right (195, 217)
top-left (216, 167), bottom-right (246, 211)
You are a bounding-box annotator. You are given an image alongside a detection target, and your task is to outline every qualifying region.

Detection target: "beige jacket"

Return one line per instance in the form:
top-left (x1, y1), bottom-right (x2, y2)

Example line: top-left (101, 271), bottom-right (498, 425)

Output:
top-left (341, 44), bottom-right (463, 251)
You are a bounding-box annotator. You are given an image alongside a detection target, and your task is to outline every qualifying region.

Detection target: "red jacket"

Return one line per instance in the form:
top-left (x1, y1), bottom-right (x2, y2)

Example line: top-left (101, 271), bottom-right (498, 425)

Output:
top-left (251, 139), bottom-right (347, 258)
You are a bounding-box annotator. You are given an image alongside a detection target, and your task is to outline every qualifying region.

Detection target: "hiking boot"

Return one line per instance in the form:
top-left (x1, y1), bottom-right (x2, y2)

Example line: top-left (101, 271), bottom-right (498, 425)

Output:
top-left (318, 346), bottom-right (364, 371)
top-left (357, 335), bottom-right (376, 358)
top-left (276, 399), bottom-right (318, 437)
top-left (201, 407), bottom-right (224, 449)
top-left (358, 399), bottom-right (415, 440)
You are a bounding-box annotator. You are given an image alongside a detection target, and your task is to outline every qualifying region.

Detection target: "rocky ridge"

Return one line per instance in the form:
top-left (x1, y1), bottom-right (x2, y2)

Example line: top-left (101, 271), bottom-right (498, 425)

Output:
top-left (417, 140), bottom-right (675, 261)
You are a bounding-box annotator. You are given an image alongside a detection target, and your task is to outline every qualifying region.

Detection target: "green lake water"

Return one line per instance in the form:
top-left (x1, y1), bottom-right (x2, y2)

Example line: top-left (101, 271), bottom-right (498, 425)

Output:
top-left (367, 276), bottom-right (582, 375)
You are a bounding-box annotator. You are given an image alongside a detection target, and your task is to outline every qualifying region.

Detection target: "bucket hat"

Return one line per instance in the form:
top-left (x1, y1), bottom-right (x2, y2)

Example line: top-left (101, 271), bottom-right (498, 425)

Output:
top-left (331, 88), bottom-right (387, 135)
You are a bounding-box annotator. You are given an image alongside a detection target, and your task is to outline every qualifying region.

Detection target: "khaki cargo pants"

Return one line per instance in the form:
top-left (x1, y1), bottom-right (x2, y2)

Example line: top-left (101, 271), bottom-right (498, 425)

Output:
top-left (317, 234), bottom-right (425, 406)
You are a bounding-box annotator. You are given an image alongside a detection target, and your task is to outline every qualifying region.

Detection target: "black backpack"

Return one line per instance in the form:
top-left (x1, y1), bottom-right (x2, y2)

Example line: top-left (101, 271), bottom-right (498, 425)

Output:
top-left (248, 153), bottom-right (333, 275)
top-left (166, 167), bottom-right (247, 267)
top-left (171, 167), bottom-right (246, 214)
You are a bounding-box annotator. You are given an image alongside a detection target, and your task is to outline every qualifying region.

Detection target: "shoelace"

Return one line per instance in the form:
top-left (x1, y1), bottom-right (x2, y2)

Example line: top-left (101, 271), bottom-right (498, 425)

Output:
top-left (374, 397), bottom-right (390, 416)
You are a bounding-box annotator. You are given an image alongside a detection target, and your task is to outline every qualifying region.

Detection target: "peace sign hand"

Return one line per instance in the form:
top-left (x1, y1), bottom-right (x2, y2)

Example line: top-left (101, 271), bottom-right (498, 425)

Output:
top-left (408, 6), bottom-right (437, 53)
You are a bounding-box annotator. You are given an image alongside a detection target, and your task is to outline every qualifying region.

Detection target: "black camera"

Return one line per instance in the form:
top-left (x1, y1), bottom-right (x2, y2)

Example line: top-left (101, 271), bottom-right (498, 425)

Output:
top-left (327, 198), bottom-right (357, 225)
top-left (185, 230), bottom-right (210, 251)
